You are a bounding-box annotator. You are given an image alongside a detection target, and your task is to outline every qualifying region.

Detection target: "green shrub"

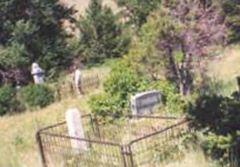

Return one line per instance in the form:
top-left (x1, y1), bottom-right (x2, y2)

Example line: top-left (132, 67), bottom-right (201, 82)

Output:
top-left (0, 85), bottom-right (21, 116)
top-left (89, 93), bottom-right (125, 116)
top-left (104, 62), bottom-right (144, 98)
top-left (20, 84), bottom-right (54, 109)
top-left (145, 80), bottom-right (186, 114)
top-left (89, 62), bottom-right (145, 116)
top-left (188, 93), bottom-right (240, 165)
top-left (89, 60), bottom-right (185, 116)
top-left (90, 62), bottom-right (146, 115)
top-left (165, 93), bottom-right (186, 114)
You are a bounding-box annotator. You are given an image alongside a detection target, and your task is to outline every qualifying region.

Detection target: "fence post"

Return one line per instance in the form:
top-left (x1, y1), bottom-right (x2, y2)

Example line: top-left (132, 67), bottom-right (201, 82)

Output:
top-left (121, 145), bottom-right (134, 167)
top-left (36, 131), bottom-right (47, 167)
top-left (89, 115), bottom-right (96, 136)
top-left (93, 117), bottom-right (101, 139)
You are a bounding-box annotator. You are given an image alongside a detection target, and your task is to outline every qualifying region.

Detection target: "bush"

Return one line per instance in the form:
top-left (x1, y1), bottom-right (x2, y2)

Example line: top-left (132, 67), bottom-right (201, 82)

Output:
top-left (89, 61), bottom-right (185, 116)
top-left (104, 62), bottom-right (144, 98)
top-left (139, 80), bottom-right (186, 114)
top-left (20, 84), bottom-right (54, 109)
top-left (89, 62), bottom-right (145, 116)
top-left (89, 93), bottom-right (124, 116)
top-left (0, 85), bottom-right (21, 116)
top-left (151, 81), bottom-right (186, 114)
top-left (188, 93), bottom-right (240, 165)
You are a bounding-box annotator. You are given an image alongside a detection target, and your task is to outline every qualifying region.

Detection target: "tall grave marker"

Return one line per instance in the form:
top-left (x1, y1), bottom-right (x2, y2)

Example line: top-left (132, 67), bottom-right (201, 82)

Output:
top-left (65, 108), bottom-right (88, 153)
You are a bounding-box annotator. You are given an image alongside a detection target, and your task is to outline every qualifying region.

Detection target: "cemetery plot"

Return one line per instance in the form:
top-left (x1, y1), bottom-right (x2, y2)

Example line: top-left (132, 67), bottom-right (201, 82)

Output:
top-left (80, 74), bottom-right (100, 93)
top-left (36, 114), bottom-right (190, 167)
top-left (56, 73), bottom-right (101, 99)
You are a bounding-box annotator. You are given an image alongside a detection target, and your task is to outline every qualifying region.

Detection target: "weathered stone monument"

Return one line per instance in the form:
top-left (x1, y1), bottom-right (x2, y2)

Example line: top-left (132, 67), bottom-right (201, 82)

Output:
top-left (65, 108), bottom-right (88, 153)
top-left (131, 90), bottom-right (162, 115)
top-left (31, 63), bottom-right (45, 84)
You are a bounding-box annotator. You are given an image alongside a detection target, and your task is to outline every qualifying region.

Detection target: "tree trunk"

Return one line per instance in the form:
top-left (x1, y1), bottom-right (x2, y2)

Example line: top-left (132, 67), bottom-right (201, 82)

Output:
top-left (179, 48), bottom-right (193, 96)
top-left (179, 69), bottom-right (192, 96)
top-left (166, 47), bottom-right (181, 90)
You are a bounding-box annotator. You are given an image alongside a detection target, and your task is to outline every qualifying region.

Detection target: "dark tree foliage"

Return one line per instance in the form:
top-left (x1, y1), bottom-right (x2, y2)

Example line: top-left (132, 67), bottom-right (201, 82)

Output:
top-left (221, 0), bottom-right (240, 42)
top-left (115, 0), bottom-right (162, 27)
top-left (0, 0), bottom-right (76, 84)
top-left (78, 0), bottom-right (130, 64)
top-left (188, 93), bottom-right (240, 165)
top-left (0, 85), bottom-right (22, 116)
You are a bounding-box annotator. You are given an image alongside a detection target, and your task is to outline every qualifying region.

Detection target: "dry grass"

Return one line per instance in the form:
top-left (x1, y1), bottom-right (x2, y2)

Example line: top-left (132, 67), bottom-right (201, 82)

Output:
top-left (0, 66), bottom-right (109, 167)
top-left (165, 149), bottom-right (216, 167)
top-left (59, 0), bottom-right (119, 36)
top-left (208, 45), bottom-right (240, 82)
top-left (206, 45), bottom-right (240, 95)
top-left (60, 0), bottom-right (118, 15)
top-left (0, 96), bottom-right (93, 167)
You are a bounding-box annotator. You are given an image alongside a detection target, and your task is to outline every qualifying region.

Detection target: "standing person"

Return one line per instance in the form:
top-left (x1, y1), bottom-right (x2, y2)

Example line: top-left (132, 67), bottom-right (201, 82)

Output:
top-left (31, 63), bottom-right (45, 84)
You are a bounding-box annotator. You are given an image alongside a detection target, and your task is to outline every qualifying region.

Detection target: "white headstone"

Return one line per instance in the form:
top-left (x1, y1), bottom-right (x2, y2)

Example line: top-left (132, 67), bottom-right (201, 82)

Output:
top-left (131, 90), bottom-right (162, 115)
top-left (74, 69), bottom-right (82, 94)
top-left (65, 108), bottom-right (88, 153)
top-left (31, 63), bottom-right (45, 84)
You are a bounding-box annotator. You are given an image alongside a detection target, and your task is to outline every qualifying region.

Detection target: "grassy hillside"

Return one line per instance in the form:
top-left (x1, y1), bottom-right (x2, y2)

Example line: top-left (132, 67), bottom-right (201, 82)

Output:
top-left (207, 45), bottom-right (240, 95)
top-left (1, 45), bottom-right (240, 166)
top-left (208, 45), bottom-right (240, 82)
top-left (0, 65), bottom-right (110, 167)
top-left (0, 97), bottom-right (89, 167)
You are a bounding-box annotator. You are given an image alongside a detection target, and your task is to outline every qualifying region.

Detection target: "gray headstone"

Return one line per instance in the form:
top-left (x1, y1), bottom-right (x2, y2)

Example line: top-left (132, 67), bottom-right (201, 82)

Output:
top-left (131, 90), bottom-right (162, 115)
top-left (65, 108), bottom-right (88, 153)
top-left (31, 63), bottom-right (44, 84)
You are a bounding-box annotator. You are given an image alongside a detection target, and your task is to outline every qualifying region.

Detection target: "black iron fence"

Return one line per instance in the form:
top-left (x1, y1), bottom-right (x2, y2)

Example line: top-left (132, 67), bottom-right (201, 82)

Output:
top-left (80, 74), bottom-right (100, 94)
top-left (56, 74), bottom-right (101, 100)
top-left (36, 114), bottom-right (191, 167)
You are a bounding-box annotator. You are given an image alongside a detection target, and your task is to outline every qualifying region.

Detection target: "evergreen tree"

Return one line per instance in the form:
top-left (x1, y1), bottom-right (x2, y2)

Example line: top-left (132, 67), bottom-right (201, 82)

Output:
top-left (78, 0), bottom-right (130, 64)
top-left (221, 0), bottom-right (240, 42)
top-left (0, 0), bottom-right (76, 84)
top-left (115, 0), bottom-right (162, 27)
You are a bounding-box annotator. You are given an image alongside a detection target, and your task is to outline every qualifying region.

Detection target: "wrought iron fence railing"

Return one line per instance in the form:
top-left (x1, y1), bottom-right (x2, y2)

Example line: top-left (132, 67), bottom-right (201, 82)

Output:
top-left (36, 114), bottom-right (190, 167)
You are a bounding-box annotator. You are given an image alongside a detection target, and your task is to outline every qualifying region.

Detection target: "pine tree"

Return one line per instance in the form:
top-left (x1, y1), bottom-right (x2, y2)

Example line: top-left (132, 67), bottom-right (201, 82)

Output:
top-left (115, 0), bottom-right (162, 27)
top-left (221, 0), bottom-right (240, 42)
top-left (78, 0), bottom-right (130, 64)
top-left (0, 0), bottom-right (76, 84)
